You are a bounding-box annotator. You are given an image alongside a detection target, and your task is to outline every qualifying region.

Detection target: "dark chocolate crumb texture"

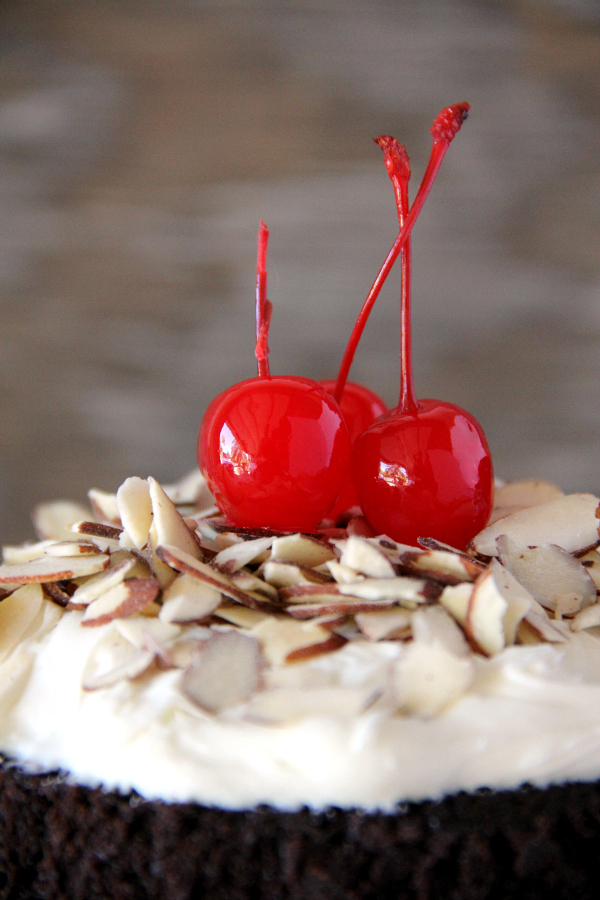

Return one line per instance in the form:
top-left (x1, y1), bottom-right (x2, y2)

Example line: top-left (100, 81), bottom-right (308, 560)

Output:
top-left (2, 761), bottom-right (600, 900)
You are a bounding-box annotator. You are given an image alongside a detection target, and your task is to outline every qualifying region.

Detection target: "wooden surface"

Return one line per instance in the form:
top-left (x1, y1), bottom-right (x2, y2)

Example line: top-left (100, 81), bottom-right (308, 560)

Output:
top-left (0, 0), bottom-right (598, 542)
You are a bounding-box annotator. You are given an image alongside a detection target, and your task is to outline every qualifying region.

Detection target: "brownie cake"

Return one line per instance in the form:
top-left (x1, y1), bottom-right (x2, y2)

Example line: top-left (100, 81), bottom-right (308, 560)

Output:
top-left (0, 471), bottom-right (600, 898)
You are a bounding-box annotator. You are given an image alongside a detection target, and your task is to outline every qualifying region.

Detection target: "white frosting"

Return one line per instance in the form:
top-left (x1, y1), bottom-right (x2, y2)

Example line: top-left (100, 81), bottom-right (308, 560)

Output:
top-left (3, 608), bottom-right (600, 811)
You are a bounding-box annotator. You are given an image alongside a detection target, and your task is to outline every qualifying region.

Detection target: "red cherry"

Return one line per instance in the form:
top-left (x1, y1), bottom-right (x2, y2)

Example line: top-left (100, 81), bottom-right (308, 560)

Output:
top-left (198, 221), bottom-right (351, 532)
top-left (320, 379), bottom-right (387, 518)
top-left (341, 105), bottom-right (494, 548)
top-left (353, 400), bottom-right (493, 549)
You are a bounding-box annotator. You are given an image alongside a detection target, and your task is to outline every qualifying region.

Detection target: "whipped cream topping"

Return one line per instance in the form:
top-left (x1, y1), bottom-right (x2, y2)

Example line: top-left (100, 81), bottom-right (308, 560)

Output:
top-left (3, 608), bottom-right (600, 811)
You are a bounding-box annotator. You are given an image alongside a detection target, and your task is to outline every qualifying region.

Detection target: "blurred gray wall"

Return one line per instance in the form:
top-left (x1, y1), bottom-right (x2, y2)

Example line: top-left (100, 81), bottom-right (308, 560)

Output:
top-left (0, 0), bottom-right (599, 542)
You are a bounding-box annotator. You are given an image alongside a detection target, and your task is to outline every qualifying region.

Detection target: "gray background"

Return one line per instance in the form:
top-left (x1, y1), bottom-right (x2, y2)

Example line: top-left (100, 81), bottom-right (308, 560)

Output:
top-left (0, 0), bottom-right (599, 542)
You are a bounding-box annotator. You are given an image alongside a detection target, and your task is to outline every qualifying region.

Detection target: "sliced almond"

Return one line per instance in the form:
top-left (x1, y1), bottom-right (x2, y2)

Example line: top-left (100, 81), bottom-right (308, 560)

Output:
top-left (213, 536), bottom-right (274, 574)
top-left (116, 477), bottom-right (153, 550)
top-left (271, 533), bottom-right (335, 568)
top-left (471, 493), bottom-right (600, 557)
top-left (214, 604), bottom-right (270, 629)
top-left (115, 617), bottom-right (181, 651)
top-left (159, 574), bottom-right (221, 624)
top-left (411, 606), bottom-right (470, 657)
top-left (338, 536), bottom-right (396, 578)
top-left (42, 541), bottom-right (101, 557)
top-left (32, 501), bottom-right (92, 542)
top-left (251, 616), bottom-right (346, 666)
top-left (391, 643), bottom-right (474, 717)
top-left (181, 630), bottom-right (262, 713)
top-left (0, 554), bottom-right (109, 584)
top-left (523, 606), bottom-right (569, 643)
top-left (3, 540), bottom-right (56, 565)
top-left (355, 608), bottom-right (413, 641)
top-left (339, 577), bottom-right (430, 607)
top-left (148, 521), bottom-right (178, 589)
top-left (466, 569), bottom-right (508, 656)
top-left (0, 584), bottom-right (45, 665)
top-left (579, 550), bottom-right (600, 590)
top-left (42, 582), bottom-right (72, 608)
top-left (494, 479), bottom-right (563, 510)
top-left (439, 583), bottom-right (474, 627)
top-left (149, 476), bottom-right (203, 562)
top-left (229, 571), bottom-right (279, 602)
top-left (162, 468), bottom-right (214, 507)
top-left (497, 535), bottom-right (597, 614)
top-left (262, 560), bottom-right (331, 588)
top-left (81, 577), bottom-right (160, 627)
top-left (88, 489), bottom-right (121, 526)
top-left (71, 558), bottom-right (137, 606)
top-left (82, 628), bottom-right (154, 690)
top-left (70, 521), bottom-right (123, 542)
top-left (399, 548), bottom-right (482, 584)
top-left (156, 544), bottom-right (279, 612)
top-left (490, 558), bottom-right (531, 644)
top-left (571, 603), bottom-right (600, 632)
top-left (286, 597), bottom-right (400, 619)
top-left (326, 560), bottom-right (364, 584)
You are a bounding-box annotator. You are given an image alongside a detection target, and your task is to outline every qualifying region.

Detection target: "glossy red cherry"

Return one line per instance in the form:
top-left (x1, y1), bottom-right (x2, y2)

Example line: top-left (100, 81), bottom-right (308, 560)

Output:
top-left (320, 379), bottom-right (387, 518)
top-left (346, 105), bottom-right (494, 548)
top-left (198, 221), bottom-right (351, 531)
top-left (353, 400), bottom-right (493, 548)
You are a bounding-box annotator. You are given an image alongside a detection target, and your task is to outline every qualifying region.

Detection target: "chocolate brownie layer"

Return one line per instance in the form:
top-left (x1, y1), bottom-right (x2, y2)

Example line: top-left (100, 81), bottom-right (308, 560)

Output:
top-left (2, 763), bottom-right (600, 900)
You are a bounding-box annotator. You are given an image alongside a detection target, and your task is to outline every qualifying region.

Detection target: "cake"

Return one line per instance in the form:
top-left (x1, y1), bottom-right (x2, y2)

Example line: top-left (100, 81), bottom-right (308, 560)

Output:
top-left (1, 470), bottom-right (600, 898)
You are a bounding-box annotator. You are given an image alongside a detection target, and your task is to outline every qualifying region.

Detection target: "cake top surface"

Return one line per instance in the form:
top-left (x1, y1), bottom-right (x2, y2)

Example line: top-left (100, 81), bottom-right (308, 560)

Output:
top-left (0, 471), bottom-right (599, 809)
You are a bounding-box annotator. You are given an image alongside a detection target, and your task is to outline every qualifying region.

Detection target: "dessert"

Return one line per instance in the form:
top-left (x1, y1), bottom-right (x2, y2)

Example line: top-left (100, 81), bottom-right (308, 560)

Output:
top-left (2, 105), bottom-right (600, 899)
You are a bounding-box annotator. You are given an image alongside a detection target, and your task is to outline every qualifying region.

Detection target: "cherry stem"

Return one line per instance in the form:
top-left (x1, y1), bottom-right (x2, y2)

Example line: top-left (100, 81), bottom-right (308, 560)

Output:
top-left (255, 219), bottom-right (272, 378)
top-left (374, 136), bottom-right (417, 414)
top-left (333, 102), bottom-right (470, 405)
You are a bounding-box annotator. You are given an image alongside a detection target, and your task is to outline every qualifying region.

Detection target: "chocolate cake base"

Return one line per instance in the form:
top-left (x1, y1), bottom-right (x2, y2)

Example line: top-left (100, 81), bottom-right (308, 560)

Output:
top-left (2, 762), bottom-right (600, 900)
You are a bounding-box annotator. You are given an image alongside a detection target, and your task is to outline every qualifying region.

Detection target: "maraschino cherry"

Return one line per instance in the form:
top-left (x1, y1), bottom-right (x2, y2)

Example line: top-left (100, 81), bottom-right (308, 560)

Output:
top-left (198, 221), bottom-right (352, 532)
top-left (349, 104), bottom-right (494, 550)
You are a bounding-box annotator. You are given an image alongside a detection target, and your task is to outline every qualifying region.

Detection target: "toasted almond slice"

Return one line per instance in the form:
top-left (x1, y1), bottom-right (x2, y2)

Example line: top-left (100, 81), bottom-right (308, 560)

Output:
top-left (0, 554), bottom-right (109, 584)
top-left (391, 643), bottom-right (474, 717)
top-left (42, 582), bottom-right (72, 608)
top-left (466, 569), bottom-right (508, 656)
top-left (156, 544), bottom-right (279, 612)
top-left (489, 559), bottom-right (531, 644)
top-left (326, 560), bottom-right (364, 584)
top-left (70, 558), bottom-right (136, 605)
top-left (88, 489), bottom-right (121, 526)
top-left (181, 631), bottom-right (262, 712)
top-left (522, 606), bottom-right (569, 643)
top-left (411, 606), bottom-right (470, 657)
top-left (355, 608), bottom-right (413, 641)
top-left (494, 479), bottom-right (564, 510)
top-left (579, 550), bottom-right (600, 590)
top-left (82, 628), bottom-right (154, 690)
top-left (115, 617), bottom-right (181, 650)
top-left (214, 604), bottom-right (270, 629)
top-left (159, 574), bottom-right (221, 624)
top-left (32, 501), bottom-right (92, 542)
top-left (271, 533), bottom-right (335, 567)
top-left (287, 598), bottom-right (399, 619)
top-left (42, 541), bottom-right (101, 557)
top-left (262, 560), bottom-right (331, 588)
top-left (247, 687), bottom-right (376, 723)
top-left (162, 468), bottom-right (214, 507)
top-left (471, 493), bottom-right (600, 557)
top-left (81, 577), bottom-right (160, 627)
top-left (251, 616), bottom-right (346, 665)
top-left (0, 584), bottom-right (45, 665)
top-left (439, 583), bottom-right (474, 627)
top-left (571, 603), bottom-right (600, 632)
top-left (338, 536), bottom-right (396, 578)
top-left (213, 536), bottom-right (274, 574)
top-left (116, 477), bottom-right (153, 550)
top-left (70, 521), bottom-right (123, 542)
top-left (497, 535), bottom-right (597, 613)
top-left (3, 540), bottom-right (56, 565)
top-left (149, 477), bottom-right (202, 562)
top-left (229, 571), bottom-right (279, 602)
top-left (339, 577), bottom-right (429, 607)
